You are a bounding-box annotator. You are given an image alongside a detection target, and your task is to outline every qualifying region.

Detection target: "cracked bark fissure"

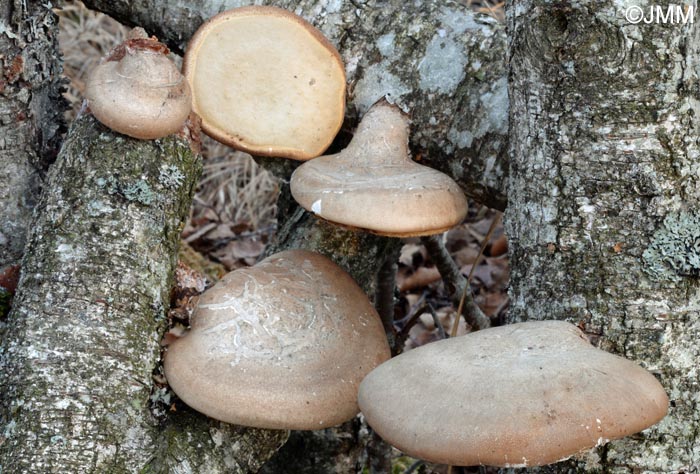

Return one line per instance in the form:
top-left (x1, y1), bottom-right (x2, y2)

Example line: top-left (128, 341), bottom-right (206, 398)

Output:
top-left (80, 0), bottom-right (510, 211)
top-left (506, 2), bottom-right (699, 472)
top-left (0, 114), bottom-right (288, 473)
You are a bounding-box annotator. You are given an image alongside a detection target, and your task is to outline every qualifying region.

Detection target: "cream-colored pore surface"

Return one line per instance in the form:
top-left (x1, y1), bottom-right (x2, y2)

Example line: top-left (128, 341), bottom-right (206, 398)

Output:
top-left (192, 16), bottom-right (344, 154)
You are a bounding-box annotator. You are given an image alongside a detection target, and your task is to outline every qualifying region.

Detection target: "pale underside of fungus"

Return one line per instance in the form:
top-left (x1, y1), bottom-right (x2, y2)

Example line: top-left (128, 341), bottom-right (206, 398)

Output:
top-left (183, 6), bottom-right (346, 160)
top-left (85, 28), bottom-right (191, 140)
top-left (164, 249), bottom-right (390, 430)
top-left (358, 320), bottom-right (668, 467)
top-left (290, 101), bottom-right (468, 237)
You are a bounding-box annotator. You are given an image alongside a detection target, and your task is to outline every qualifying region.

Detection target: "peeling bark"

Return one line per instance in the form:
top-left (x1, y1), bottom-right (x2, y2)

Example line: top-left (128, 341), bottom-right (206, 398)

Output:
top-left (0, 114), bottom-right (285, 472)
top-left (506, 2), bottom-right (700, 472)
top-left (0, 0), bottom-right (66, 268)
top-left (79, 0), bottom-right (509, 210)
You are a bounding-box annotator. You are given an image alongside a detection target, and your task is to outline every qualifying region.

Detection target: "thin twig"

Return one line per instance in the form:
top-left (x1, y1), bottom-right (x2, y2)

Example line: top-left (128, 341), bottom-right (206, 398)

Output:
top-left (451, 213), bottom-right (502, 337)
top-left (376, 251), bottom-right (399, 353)
top-left (427, 303), bottom-right (447, 340)
top-left (395, 303), bottom-right (429, 349)
top-left (420, 234), bottom-right (490, 333)
top-left (395, 291), bottom-right (428, 326)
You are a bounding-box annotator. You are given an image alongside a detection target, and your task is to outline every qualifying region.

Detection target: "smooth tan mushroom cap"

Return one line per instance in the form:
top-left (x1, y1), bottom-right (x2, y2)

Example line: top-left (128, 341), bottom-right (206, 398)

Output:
top-left (164, 250), bottom-right (390, 430)
top-left (290, 102), bottom-right (468, 237)
top-left (183, 6), bottom-right (346, 160)
top-left (85, 46), bottom-right (191, 139)
top-left (358, 320), bottom-right (668, 467)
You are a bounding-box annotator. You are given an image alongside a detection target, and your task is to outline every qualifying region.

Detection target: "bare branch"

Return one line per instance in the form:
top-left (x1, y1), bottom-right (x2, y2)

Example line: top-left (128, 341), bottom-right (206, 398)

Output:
top-left (420, 234), bottom-right (491, 331)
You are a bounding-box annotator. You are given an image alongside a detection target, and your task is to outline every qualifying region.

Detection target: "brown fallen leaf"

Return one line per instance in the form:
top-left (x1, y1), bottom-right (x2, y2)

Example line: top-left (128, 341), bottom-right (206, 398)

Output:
top-left (451, 246), bottom-right (480, 267)
top-left (490, 233), bottom-right (508, 256)
top-left (397, 266), bottom-right (441, 292)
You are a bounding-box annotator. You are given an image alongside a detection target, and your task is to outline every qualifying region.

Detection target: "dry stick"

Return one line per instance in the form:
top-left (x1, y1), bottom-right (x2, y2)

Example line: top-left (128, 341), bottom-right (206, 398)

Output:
top-left (376, 253), bottom-right (399, 353)
top-left (395, 290), bottom-right (428, 327)
top-left (420, 235), bottom-right (490, 332)
top-left (395, 302), bottom-right (438, 353)
top-left (369, 251), bottom-right (400, 474)
top-left (426, 303), bottom-right (447, 340)
top-left (451, 212), bottom-right (502, 337)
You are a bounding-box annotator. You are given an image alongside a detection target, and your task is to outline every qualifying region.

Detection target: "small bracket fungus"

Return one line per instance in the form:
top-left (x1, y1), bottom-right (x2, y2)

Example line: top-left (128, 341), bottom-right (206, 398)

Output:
top-left (183, 6), bottom-right (346, 160)
top-left (85, 28), bottom-right (192, 140)
top-left (164, 250), bottom-right (390, 430)
top-left (358, 320), bottom-right (668, 467)
top-left (290, 102), bottom-right (468, 237)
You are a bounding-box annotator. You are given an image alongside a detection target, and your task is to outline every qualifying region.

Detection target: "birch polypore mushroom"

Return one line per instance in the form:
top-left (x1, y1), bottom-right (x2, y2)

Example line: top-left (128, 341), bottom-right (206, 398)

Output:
top-left (290, 102), bottom-right (468, 236)
top-left (183, 6), bottom-right (346, 160)
top-left (358, 320), bottom-right (668, 467)
top-left (164, 250), bottom-right (390, 430)
top-left (85, 28), bottom-right (191, 139)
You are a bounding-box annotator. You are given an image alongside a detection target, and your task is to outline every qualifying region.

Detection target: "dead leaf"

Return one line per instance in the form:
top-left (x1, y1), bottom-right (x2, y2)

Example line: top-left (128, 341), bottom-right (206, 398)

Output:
top-left (490, 233), bottom-right (508, 256)
top-left (397, 266), bottom-right (441, 292)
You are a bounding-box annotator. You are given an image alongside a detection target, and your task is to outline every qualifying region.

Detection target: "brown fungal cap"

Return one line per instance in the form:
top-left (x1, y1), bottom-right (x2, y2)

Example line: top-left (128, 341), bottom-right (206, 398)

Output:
top-left (164, 250), bottom-right (390, 430)
top-left (290, 102), bottom-right (468, 237)
top-left (183, 6), bottom-right (346, 160)
top-left (85, 30), bottom-right (191, 140)
top-left (358, 320), bottom-right (668, 467)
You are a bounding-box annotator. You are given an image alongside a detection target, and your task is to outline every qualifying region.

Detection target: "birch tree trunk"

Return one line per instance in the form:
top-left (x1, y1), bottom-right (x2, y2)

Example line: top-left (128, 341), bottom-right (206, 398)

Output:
top-left (0, 113), bottom-right (287, 472)
top-left (0, 0), bottom-right (65, 268)
top-left (506, 2), bottom-right (700, 472)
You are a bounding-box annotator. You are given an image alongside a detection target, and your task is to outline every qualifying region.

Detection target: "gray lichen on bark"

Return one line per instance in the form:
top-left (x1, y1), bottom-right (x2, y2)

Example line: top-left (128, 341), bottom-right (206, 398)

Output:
top-left (642, 210), bottom-right (700, 282)
top-left (506, 1), bottom-right (700, 472)
top-left (81, 0), bottom-right (510, 210)
top-left (0, 0), bottom-right (66, 268)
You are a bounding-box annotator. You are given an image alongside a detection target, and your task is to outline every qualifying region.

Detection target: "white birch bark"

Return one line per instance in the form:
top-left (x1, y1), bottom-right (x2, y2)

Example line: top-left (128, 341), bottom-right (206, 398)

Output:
top-left (506, 2), bottom-right (700, 471)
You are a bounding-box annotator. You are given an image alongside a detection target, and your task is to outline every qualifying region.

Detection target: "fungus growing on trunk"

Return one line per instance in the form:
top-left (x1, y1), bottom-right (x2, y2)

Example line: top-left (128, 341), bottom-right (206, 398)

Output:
top-left (183, 6), bottom-right (346, 160)
top-left (85, 28), bottom-right (191, 139)
top-left (358, 320), bottom-right (668, 467)
top-left (290, 102), bottom-right (468, 236)
top-left (164, 250), bottom-right (390, 430)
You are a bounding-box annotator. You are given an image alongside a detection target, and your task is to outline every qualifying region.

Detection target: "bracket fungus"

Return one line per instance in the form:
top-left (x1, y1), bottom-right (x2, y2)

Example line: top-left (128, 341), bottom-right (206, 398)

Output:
top-left (164, 250), bottom-right (390, 430)
top-left (290, 102), bottom-right (468, 236)
top-left (85, 28), bottom-right (192, 140)
top-left (358, 320), bottom-right (668, 467)
top-left (183, 6), bottom-right (346, 160)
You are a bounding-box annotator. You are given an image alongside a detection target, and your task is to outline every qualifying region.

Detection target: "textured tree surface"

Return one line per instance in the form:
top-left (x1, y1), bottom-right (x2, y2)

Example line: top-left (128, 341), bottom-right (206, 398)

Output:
top-left (0, 114), bottom-right (286, 472)
top-left (506, 2), bottom-right (699, 472)
top-left (0, 0), bottom-right (65, 268)
top-left (260, 419), bottom-right (368, 474)
top-left (81, 0), bottom-right (509, 211)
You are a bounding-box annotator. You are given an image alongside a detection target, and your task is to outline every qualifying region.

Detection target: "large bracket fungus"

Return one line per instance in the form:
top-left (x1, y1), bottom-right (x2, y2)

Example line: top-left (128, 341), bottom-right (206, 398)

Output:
top-left (358, 320), bottom-right (668, 467)
top-left (290, 102), bottom-right (468, 237)
top-left (85, 28), bottom-right (192, 140)
top-left (183, 6), bottom-right (346, 160)
top-left (164, 250), bottom-right (390, 430)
